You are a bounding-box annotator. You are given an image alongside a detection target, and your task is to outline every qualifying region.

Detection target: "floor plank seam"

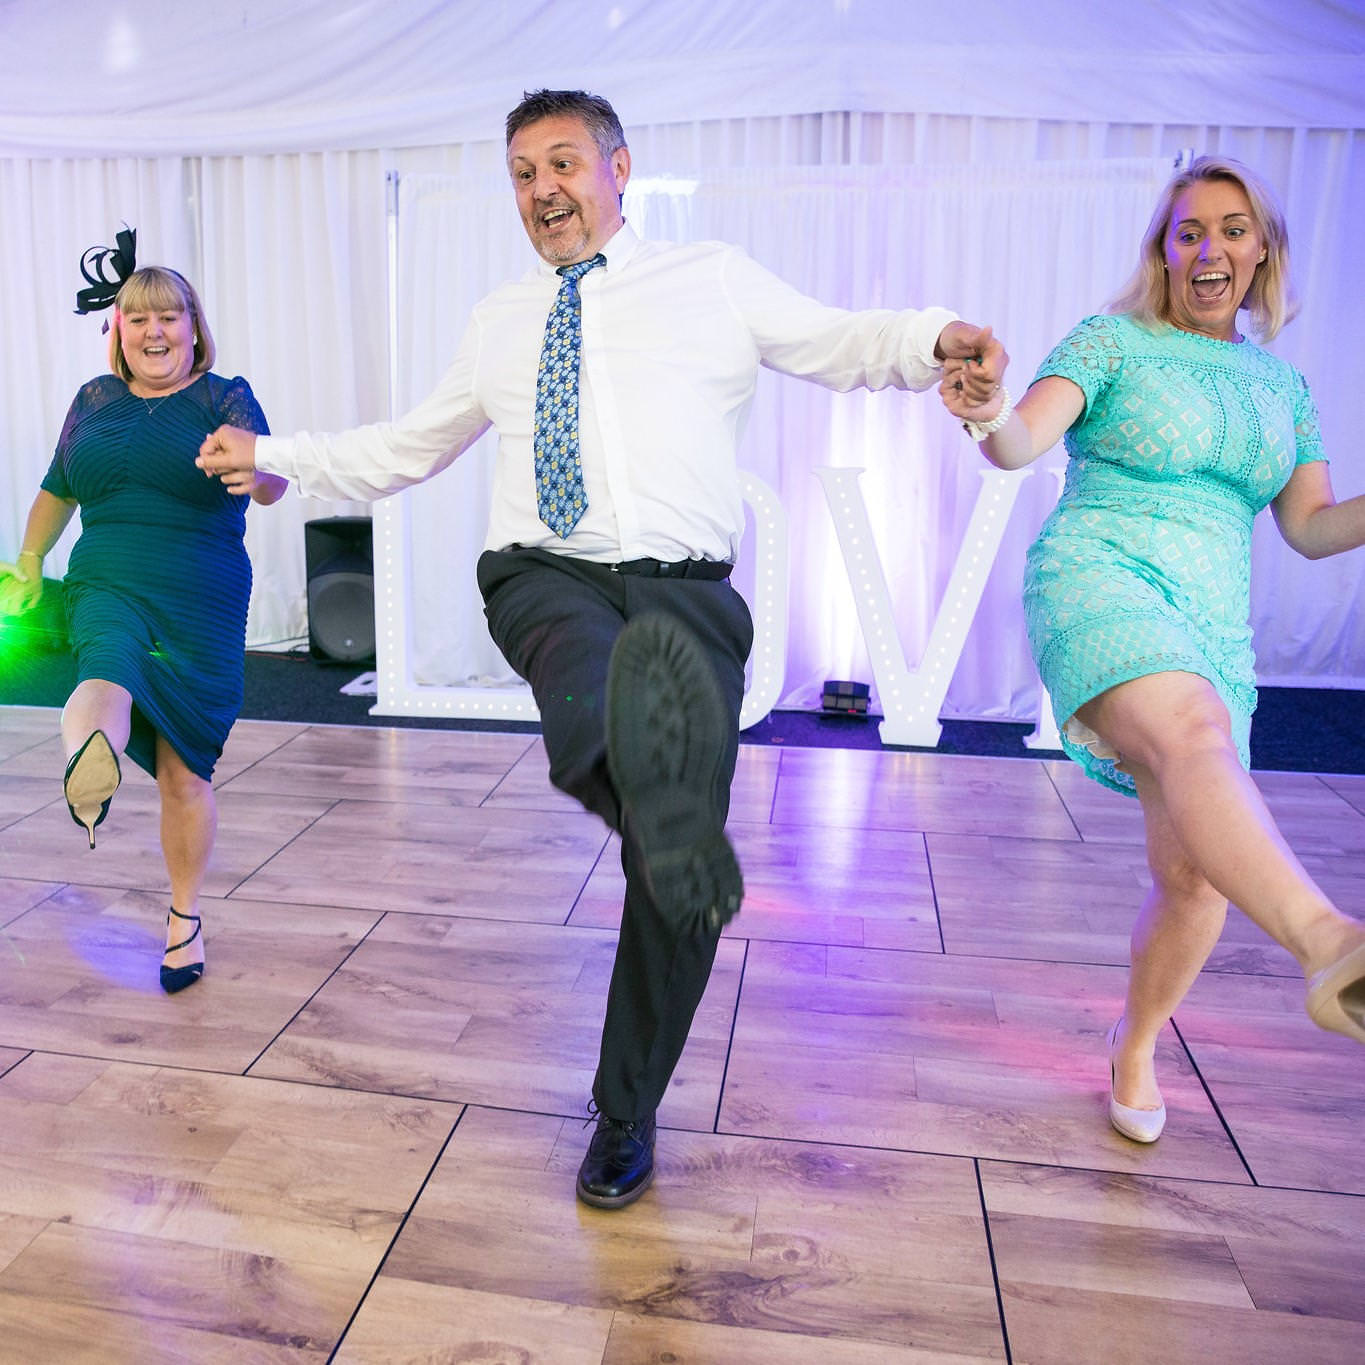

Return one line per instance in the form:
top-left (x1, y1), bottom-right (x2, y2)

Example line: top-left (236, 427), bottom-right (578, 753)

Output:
top-left (1171, 1015), bottom-right (1261, 1187)
top-left (1242, 1179), bottom-right (1364, 1199)
top-left (221, 797), bottom-right (346, 899)
top-left (707, 1125), bottom-right (1279, 1191)
top-left (323, 1106), bottom-right (468, 1364)
top-left (974, 1158), bottom-right (1015, 1365)
top-left (474, 737), bottom-right (550, 807)
top-left (921, 831), bottom-right (948, 955)
top-left (1222, 1232), bottom-right (1261, 1315)
top-left (564, 833), bottom-right (617, 927)
top-left (212, 733), bottom-right (301, 784)
top-left (0, 874), bottom-right (77, 892)
top-left (932, 945), bottom-right (1299, 980)
top-left (768, 749), bottom-right (786, 823)
top-left (712, 937), bottom-right (751, 1135)
top-left (10, 1046), bottom-right (239, 1078)
top-left (0, 881), bottom-right (69, 934)
top-left (0, 1047), bottom-right (33, 1080)
top-left (239, 910), bottom-right (395, 1076)
top-left (1042, 761), bottom-right (1087, 842)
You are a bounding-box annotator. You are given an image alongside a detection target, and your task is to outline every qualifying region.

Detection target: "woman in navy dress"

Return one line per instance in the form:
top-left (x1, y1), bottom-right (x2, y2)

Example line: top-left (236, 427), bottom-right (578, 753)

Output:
top-left (1, 251), bottom-right (286, 991)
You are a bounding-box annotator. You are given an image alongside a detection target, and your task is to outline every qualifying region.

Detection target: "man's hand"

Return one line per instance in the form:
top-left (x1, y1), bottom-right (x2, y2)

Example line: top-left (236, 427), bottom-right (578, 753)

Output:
top-left (197, 425), bottom-right (261, 496)
top-left (935, 322), bottom-right (1008, 403)
top-left (940, 359), bottom-right (1006, 425)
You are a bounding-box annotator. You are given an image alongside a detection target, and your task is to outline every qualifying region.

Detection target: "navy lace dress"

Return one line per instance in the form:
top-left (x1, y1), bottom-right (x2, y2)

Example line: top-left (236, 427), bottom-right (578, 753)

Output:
top-left (41, 373), bottom-right (270, 780)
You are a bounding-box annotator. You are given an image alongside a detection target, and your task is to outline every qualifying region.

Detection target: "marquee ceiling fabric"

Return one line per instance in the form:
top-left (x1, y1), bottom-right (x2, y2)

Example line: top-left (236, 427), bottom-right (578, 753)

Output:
top-left (2, 0), bottom-right (1362, 158)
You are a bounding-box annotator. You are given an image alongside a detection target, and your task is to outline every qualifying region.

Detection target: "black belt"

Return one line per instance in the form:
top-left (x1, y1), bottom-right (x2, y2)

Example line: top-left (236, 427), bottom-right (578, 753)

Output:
top-left (610, 556), bottom-right (733, 580)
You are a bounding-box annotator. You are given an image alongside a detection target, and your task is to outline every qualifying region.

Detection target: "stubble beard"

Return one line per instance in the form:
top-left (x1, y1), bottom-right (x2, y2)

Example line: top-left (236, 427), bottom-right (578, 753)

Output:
top-left (532, 202), bottom-right (590, 266)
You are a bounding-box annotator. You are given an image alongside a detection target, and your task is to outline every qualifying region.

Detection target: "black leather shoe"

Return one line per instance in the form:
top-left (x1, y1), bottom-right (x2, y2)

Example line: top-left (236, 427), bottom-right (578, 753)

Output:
top-left (576, 1111), bottom-right (656, 1209)
top-left (605, 613), bottom-right (743, 934)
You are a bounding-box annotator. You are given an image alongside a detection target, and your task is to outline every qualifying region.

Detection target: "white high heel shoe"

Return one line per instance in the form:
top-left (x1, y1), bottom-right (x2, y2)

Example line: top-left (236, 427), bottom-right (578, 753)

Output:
top-left (1106, 1020), bottom-right (1166, 1144)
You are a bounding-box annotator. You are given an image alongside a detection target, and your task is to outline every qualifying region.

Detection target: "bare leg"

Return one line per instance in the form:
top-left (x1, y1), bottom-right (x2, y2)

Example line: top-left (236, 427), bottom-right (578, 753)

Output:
top-left (154, 734), bottom-right (214, 970)
top-left (1112, 763), bottom-right (1228, 1110)
top-left (1076, 672), bottom-right (1364, 980)
top-left (61, 679), bottom-right (132, 759)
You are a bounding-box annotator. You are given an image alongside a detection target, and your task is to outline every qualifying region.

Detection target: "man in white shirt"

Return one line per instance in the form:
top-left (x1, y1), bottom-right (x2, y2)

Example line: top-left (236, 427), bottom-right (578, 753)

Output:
top-left (199, 88), bottom-right (1005, 1210)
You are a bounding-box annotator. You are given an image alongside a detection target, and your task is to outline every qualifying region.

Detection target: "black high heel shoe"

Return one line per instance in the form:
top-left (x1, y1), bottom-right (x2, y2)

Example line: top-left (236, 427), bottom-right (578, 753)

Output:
top-left (63, 730), bottom-right (121, 849)
top-left (160, 908), bottom-right (204, 994)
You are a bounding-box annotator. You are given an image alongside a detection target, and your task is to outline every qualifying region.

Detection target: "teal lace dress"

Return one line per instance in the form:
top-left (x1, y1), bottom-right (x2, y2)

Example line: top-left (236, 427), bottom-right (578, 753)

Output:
top-left (41, 373), bottom-right (270, 781)
top-left (1024, 313), bottom-right (1325, 796)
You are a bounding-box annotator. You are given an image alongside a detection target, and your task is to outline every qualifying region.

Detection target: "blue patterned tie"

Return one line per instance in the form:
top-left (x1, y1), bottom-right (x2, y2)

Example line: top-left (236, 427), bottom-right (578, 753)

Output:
top-left (533, 254), bottom-right (606, 538)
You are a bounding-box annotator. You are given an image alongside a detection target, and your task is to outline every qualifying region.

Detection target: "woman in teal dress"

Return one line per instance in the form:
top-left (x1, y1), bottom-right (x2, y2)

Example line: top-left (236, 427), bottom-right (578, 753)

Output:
top-left (0, 247), bottom-right (286, 992)
top-left (941, 156), bottom-right (1365, 1142)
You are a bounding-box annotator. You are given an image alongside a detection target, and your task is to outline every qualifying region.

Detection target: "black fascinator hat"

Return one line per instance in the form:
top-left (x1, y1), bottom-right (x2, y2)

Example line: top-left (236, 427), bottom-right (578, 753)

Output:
top-left (74, 225), bottom-right (137, 317)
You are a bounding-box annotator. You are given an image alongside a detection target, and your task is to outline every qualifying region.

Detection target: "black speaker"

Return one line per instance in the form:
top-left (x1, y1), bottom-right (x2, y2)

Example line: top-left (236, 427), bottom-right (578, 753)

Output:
top-left (304, 517), bottom-right (375, 663)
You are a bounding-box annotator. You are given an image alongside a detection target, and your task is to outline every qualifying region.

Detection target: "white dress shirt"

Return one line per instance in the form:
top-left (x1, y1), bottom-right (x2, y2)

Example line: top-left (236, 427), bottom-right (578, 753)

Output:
top-left (256, 221), bottom-right (957, 564)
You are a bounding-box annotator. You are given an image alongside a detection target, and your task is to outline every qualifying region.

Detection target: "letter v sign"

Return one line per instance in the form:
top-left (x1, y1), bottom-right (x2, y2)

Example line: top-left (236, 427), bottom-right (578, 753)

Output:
top-left (815, 464), bottom-right (1031, 747)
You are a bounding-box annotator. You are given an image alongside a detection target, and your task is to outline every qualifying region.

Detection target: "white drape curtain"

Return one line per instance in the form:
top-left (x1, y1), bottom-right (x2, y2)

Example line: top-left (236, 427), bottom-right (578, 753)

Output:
top-left (3, 112), bottom-right (1363, 714)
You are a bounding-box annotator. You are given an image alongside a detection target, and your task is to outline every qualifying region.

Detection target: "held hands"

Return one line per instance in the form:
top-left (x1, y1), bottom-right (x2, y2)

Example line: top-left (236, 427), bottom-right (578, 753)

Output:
top-left (196, 425), bottom-right (261, 496)
top-left (935, 322), bottom-right (1010, 431)
top-left (935, 322), bottom-right (1007, 394)
top-left (0, 552), bottom-right (43, 616)
top-left (936, 321), bottom-right (1010, 431)
top-left (940, 357), bottom-right (1007, 425)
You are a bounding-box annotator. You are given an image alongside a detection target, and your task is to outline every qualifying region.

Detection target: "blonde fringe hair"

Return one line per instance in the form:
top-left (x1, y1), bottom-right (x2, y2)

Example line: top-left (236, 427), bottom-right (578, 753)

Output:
top-left (1109, 155), bottom-right (1297, 341)
top-left (108, 267), bottom-right (216, 380)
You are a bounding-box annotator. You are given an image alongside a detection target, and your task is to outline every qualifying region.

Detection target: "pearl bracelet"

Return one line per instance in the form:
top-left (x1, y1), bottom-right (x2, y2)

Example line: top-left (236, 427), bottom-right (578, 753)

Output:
top-left (962, 386), bottom-right (1013, 442)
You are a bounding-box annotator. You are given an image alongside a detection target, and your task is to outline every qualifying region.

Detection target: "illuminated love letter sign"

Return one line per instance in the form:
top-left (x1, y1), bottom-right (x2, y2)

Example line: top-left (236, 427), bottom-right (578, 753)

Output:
top-left (816, 465), bottom-right (1030, 747)
top-left (370, 470), bottom-right (789, 728)
top-left (737, 470), bottom-right (788, 730)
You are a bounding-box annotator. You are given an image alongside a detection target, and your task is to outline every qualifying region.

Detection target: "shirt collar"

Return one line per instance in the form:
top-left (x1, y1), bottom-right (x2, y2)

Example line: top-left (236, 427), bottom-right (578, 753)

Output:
top-left (533, 220), bottom-right (639, 279)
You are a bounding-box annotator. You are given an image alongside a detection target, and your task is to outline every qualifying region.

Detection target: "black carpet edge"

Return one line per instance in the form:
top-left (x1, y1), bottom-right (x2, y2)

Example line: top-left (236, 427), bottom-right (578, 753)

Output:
top-left (2, 635), bottom-right (1362, 774)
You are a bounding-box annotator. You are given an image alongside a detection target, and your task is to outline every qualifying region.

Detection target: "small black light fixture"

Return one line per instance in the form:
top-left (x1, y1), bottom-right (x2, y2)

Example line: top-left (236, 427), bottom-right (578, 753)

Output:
top-left (821, 679), bottom-right (870, 716)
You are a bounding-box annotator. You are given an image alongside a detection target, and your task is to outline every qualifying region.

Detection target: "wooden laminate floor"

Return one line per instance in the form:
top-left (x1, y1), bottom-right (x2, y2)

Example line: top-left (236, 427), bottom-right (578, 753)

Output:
top-left (0, 704), bottom-right (1362, 1363)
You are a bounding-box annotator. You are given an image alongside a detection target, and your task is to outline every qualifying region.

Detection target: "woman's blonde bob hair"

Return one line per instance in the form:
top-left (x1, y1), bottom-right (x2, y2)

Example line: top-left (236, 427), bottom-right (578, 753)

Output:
top-left (1109, 155), bottom-right (1297, 341)
top-left (107, 266), bottom-right (216, 381)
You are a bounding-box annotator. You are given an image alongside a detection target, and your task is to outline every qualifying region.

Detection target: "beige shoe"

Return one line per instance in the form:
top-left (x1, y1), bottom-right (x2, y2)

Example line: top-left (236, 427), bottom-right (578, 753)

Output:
top-left (1106, 1020), bottom-right (1166, 1143)
top-left (63, 730), bottom-right (121, 849)
top-left (1305, 942), bottom-right (1365, 1045)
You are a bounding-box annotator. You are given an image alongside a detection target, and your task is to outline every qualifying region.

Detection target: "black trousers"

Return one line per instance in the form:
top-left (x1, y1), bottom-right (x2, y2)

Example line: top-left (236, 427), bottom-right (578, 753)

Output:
top-left (477, 547), bottom-right (753, 1121)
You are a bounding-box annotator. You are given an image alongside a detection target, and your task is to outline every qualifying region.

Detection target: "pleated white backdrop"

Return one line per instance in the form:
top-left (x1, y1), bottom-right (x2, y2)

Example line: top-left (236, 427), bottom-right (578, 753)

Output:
top-left (4, 110), bottom-right (1364, 720)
